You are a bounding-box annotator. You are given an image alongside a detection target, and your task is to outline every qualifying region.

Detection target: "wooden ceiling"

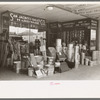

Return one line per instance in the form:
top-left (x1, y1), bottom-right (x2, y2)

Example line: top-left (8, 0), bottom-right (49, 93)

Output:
top-left (53, 4), bottom-right (100, 20)
top-left (0, 3), bottom-right (100, 22)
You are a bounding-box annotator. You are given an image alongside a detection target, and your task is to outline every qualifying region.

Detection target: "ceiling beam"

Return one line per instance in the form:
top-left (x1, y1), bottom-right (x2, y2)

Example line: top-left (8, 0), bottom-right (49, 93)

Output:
top-left (52, 4), bottom-right (90, 18)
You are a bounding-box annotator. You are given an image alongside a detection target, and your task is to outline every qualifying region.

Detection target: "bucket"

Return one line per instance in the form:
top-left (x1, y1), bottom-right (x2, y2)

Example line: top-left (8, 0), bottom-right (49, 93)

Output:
top-left (14, 61), bottom-right (21, 73)
top-left (28, 68), bottom-right (34, 76)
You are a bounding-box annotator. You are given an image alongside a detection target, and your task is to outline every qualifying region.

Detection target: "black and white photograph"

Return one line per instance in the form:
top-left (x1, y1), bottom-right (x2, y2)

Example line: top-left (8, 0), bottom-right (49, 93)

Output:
top-left (0, 1), bottom-right (100, 98)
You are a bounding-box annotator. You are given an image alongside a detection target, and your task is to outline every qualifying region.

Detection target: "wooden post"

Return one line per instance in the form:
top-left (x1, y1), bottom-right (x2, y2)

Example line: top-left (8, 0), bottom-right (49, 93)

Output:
top-left (97, 20), bottom-right (100, 50)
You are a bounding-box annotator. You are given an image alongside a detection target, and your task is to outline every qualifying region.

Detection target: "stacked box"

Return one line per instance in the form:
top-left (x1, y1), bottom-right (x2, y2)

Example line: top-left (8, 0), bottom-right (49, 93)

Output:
top-left (92, 51), bottom-right (98, 61)
top-left (89, 61), bottom-right (94, 67)
top-left (89, 60), bottom-right (97, 66)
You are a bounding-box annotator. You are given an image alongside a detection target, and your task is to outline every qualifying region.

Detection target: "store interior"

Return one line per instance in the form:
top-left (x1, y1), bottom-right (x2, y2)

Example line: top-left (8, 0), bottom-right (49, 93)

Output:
top-left (0, 3), bottom-right (100, 80)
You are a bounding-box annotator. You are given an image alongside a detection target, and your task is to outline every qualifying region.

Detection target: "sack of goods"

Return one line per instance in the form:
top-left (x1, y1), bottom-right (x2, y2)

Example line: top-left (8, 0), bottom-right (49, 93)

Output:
top-left (81, 52), bottom-right (85, 65)
top-left (74, 46), bottom-right (80, 68)
top-left (67, 43), bottom-right (74, 62)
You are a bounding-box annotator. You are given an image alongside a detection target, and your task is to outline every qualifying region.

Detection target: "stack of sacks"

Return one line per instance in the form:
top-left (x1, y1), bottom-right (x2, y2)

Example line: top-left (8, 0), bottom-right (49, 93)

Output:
top-left (89, 51), bottom-right (99, 67)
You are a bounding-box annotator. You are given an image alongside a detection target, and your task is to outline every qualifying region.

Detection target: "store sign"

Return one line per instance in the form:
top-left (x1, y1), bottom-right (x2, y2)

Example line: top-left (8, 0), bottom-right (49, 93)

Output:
top-left (9, 12), bottom-right (46, 28)
top-left (62, 18), bottom-right (97, 29)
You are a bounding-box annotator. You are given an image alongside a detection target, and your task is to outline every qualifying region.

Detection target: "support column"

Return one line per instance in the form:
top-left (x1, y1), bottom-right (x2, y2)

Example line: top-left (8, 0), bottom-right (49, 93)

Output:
top-left (97, 20), bottom-right (100, 50)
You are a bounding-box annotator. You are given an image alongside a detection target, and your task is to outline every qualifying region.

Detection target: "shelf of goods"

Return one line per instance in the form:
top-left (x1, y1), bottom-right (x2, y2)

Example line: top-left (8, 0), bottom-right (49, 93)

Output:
top-left (47, 18), bottom-right (98, 52)
top-left (62, 18), bottom-right (98, 51)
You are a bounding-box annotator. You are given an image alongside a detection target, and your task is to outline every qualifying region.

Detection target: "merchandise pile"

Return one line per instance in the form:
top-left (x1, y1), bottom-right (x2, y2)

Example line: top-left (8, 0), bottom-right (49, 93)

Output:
top-left (6, 38), bottom-right (100, 79)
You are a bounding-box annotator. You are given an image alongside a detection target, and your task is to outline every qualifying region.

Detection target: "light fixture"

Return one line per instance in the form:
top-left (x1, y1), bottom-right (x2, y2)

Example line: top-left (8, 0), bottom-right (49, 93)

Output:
top-left (46, 6), bottom-right (54, 11)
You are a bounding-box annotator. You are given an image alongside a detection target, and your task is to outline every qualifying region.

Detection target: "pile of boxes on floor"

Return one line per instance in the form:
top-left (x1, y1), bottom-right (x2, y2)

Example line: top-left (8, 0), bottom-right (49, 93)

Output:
top-left (13, 54), bottom-right (56, 78)
top-left (84, 51), bottom-right (100, 67)
top-left (12, 38), bottom-right (100, 79)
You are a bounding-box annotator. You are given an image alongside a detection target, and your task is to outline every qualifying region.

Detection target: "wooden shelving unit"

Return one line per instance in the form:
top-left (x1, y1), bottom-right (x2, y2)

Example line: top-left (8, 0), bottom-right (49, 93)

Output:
top-left (47, 18), bottom-right (98, 51)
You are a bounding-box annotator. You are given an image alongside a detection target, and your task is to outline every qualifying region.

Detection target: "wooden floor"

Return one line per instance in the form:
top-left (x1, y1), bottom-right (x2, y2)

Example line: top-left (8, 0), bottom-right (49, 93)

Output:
top-left (0, 64), bottom-right (100, 80)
